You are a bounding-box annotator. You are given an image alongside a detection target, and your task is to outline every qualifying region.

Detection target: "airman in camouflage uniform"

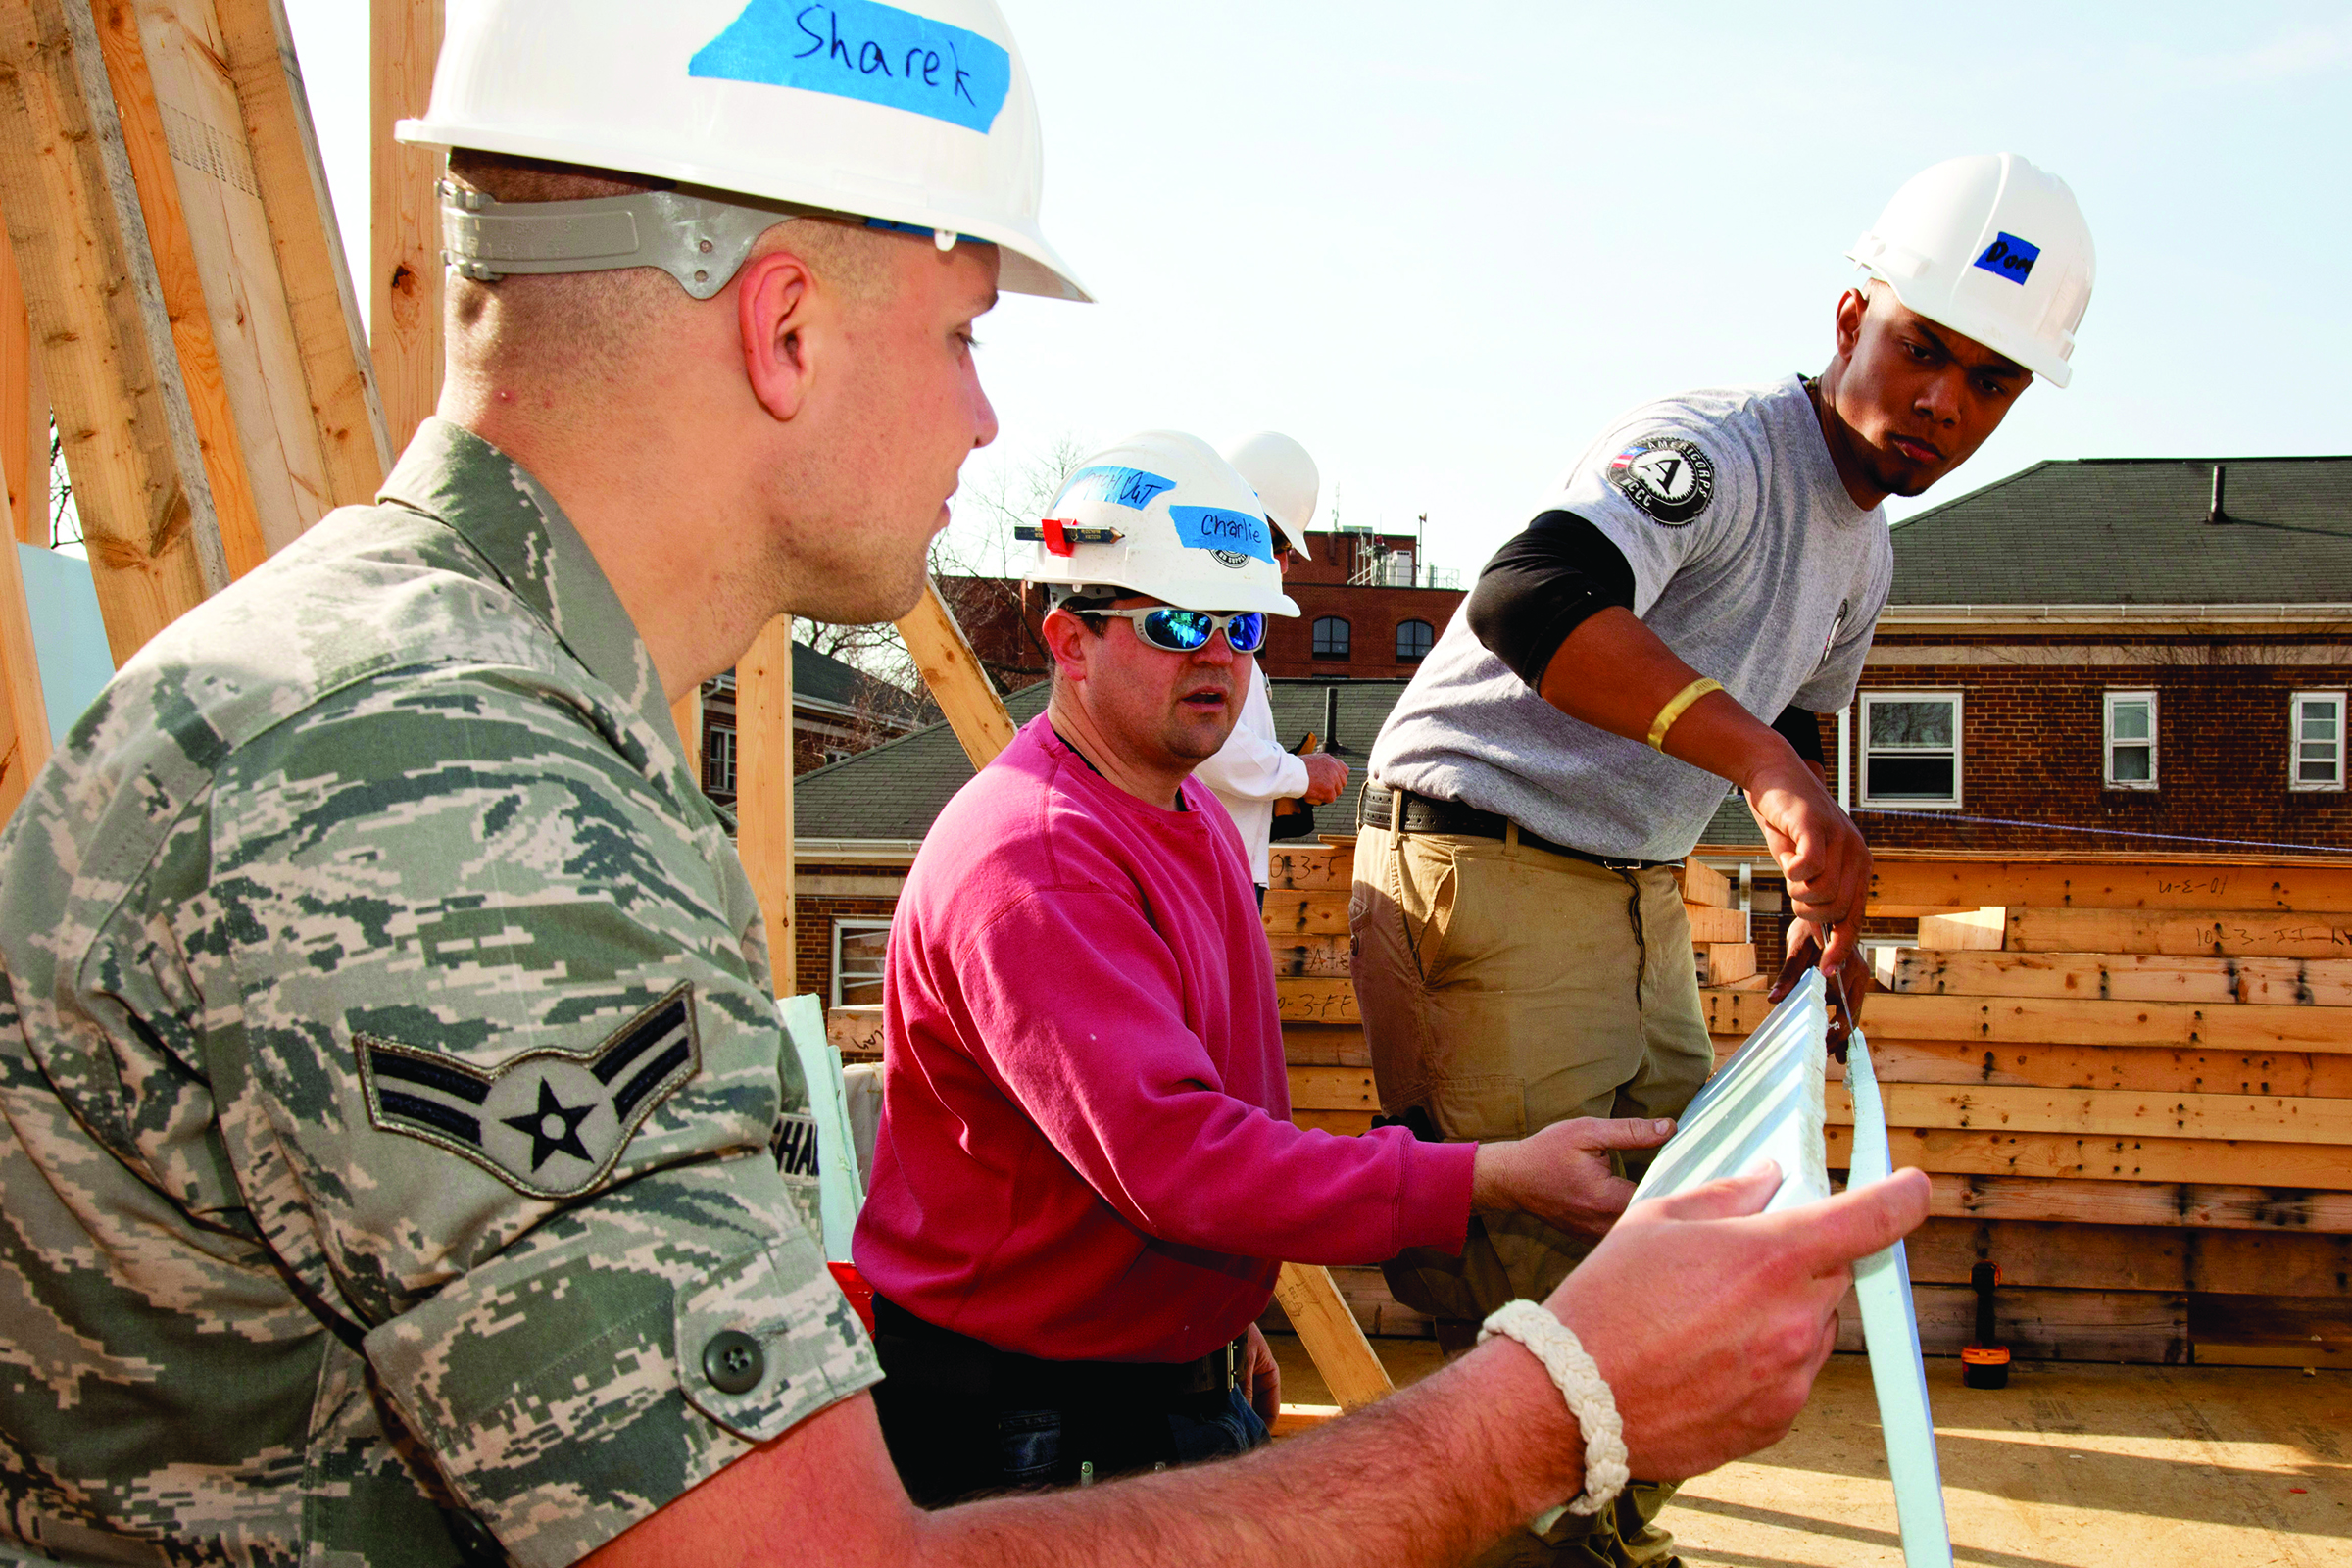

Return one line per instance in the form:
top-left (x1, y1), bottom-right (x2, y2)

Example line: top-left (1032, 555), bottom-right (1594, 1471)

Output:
top-left (0, 420), bottom-right (876, 1566)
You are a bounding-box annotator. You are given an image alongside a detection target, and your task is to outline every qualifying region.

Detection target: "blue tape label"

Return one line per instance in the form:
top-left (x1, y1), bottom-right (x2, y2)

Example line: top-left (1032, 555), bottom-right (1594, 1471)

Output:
top-left (691, 2), bottom-right (1012, 135)
top-left (1971, 231), bottom-right (2040, 285)
top-left (1062, 466), bottom-right (1176, 511)
top-left (1169, 506), bottom-right (1274, 565)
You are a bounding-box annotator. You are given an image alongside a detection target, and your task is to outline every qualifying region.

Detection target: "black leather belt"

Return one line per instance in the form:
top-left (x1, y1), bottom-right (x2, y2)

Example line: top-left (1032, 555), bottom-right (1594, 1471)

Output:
top-left (872, 1294), bottom-right (1241, 1402)
top-left (1357, 783), bottom-right (1673, 872)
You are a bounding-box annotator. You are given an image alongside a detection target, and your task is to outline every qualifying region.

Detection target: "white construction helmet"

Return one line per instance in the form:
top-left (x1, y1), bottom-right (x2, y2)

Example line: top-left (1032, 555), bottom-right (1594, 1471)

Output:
top-left (1847, 153), bottom-right (2093, 387)
top-left (399, 0), bottom-right (1089, 303)
top-left (1023, 432), bottom-right (1301, 616)
top-left (1223, 431), bottom-right (1321, 562)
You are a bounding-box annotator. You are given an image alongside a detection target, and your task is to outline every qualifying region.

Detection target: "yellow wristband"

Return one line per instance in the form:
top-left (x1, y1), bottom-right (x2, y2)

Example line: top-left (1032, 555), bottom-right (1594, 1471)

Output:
top-left (1645, 677), bottom-right (1724, 751)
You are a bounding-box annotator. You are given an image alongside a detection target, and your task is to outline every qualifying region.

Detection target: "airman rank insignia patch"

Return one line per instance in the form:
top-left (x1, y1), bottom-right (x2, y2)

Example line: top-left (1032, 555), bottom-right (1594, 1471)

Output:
top-left (1606, 435), bottom-right (1716, 526)
top-left (357, 982), bottom-right (701, 1199)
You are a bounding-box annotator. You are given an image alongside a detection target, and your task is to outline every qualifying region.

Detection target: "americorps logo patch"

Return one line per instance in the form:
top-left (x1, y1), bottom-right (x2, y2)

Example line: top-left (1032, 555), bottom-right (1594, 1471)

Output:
top-left (690, 1), bottom-right (1012, 135)
top-left (1972, 231), bottom-right (2040, 285)
top-left (1606, 436), bottom-right (1715, 526)
top-left (357, 983), bottom-right (701, 1200)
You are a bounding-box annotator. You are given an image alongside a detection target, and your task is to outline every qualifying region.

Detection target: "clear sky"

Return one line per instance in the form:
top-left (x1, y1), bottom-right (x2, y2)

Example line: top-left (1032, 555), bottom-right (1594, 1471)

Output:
top-left (284, 1), bottom-right (2352, 577)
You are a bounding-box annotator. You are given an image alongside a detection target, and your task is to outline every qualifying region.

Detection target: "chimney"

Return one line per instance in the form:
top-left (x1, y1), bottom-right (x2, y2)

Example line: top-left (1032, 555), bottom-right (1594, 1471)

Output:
top-left (2207, 463), bottom-right (2228, 525)
top-left (1323, 686), bottom-right (1342, 754)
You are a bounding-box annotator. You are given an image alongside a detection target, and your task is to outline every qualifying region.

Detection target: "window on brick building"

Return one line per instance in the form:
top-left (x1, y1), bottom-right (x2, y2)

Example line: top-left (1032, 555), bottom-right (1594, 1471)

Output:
top-left (1396, 618), bottom-right (1434, 662)
top-left (2291, 691), bottom-right (2346, 791)
top-left (706, 724), bottom-right (737, 795)
top-left (1858, 692), bottom-right (1960, 808)
top-left (1312, 616), bottom-right (1351, 659)
top-left (832, 919), bottom-right (892, 1006)
top-left (2103, 691), bottom-right (2157, 790)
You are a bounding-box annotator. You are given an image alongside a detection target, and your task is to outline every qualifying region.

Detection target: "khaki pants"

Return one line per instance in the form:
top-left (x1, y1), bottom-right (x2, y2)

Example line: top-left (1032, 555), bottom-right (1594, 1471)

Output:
top-left (1350, 819), bottom-right (1713, 1567)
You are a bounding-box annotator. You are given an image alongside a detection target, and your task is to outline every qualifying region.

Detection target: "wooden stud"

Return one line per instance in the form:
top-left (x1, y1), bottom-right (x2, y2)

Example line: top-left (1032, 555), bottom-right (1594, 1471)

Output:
top-left (1682, 903), bottom-right (1746, 944)
top-left (1849, 1037), bottom-right (2352, 1100)
top-left (369, 0), bottom-right (442, 454)
top-left (1824, 1124), bottom-right (2352, 1191)
top-left (0, 0), bottom-right (230, 662)
top-left (1275, 977), bottom-right (1358, 1025)
top-left (1874, 947), bottom-right (2352, 1008)
top-left (1280, 1023), bottom-right (1370, 1069)
top-left (1919, 1172), bottom-right (2352, 1234)
top-left (895, 579), bottom-right (1015, 767)
top-left (1266, 843), bottom-right (1351, 891)
top-left (1828, 1080), bottom-right (2352, 1148)
top-left (1270, 1263), bottom-right (1394, 1410)
top-left (1696, 942), bottom-right (1756, 985)
top-left (1870, 854), bottom-right (2352, 916)
top-left (0, 514), bottom-right (49, 822)
top-left (1927, 905), bottom-right (2352, 960)
top-left (1288, 1065), bottom-right (1377, 1113)
top-left (1676, 856), bottom-right (1732, 907)
top-left (1836, 1283), bottom-right (2188, 1364)
top-left (1267, 931), bottom-right (1352, 978)
top-left (1702, 987), bottom-right (2352, 1054)
top-left (215, 0), bottom-right (390, 503)
top-left (1901, 1215), bottom-right (2352, 1298)
top-left (0, 220), bottom-right (41, 544)
top-left (1262, 889), bottom-right (1350, 937)
top-left (734, 617), bottom-right (794, 996)
top-left (1915, 907), bottom-right (2006, 951)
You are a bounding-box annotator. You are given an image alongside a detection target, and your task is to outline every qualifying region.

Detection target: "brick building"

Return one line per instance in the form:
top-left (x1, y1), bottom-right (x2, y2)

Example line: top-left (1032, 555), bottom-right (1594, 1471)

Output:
top-left (939, 523), bottom-right (1469, 692)
top-left (693, 641), bottom-right (931, 807)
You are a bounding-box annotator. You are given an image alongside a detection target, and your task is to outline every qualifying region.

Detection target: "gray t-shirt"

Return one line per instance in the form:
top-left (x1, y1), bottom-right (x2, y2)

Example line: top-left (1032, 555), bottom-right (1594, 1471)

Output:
top-left (1370, 374), bottom-right (1891, 861)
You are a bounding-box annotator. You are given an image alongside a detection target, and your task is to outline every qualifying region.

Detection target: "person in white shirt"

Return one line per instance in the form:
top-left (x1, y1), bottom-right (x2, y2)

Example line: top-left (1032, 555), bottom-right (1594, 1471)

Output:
top-left (1195, 432), bottom-right (1350, 898)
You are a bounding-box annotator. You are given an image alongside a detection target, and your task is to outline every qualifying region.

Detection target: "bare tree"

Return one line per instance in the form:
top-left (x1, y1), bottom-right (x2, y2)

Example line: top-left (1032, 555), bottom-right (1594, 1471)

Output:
top-left (794, 434), bottom-right (1087, 700)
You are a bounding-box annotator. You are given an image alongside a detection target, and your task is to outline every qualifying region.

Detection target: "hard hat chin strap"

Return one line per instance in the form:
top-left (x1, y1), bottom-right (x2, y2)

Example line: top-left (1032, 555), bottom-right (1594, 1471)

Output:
top-left (440, 185), bottom-right (812, 301)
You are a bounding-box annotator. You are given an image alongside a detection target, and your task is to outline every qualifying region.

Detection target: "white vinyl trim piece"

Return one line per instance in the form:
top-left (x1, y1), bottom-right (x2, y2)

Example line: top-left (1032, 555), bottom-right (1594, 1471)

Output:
top-left (1630, 970), bottom-right (1831, 1214)
top-left (1630, 974), bottom-right (1952, 1567)
top-left (1844, 1026), bottom-right (1954, 1567)
top-left (780, 994), bottom-right (867, 1263)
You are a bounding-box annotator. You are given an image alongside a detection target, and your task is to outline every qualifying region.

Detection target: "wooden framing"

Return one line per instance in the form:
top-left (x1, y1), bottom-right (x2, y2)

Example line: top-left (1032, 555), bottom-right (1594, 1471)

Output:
top-left (1918, 1172), bottom-right (2352, 1233)
top-left (1832, 1038), bottom-right (2352, 1100)
top-left (215, 0), bottom-right (390, 503)
top-left (895, 581), bottom-right (1015, 762)
top-left (1827, 1080), bottom-right (2352, 1148)
top-left (1877, 947), bottom-right (2352, 1007)
top-left (669, 688), bottom-right (702, 784)
top-left (1921, 905), bottom-right (2352, 959)
top-left (1702, 987), bottom-right (2352, 1054)
top-left (369, 0), bottom-right (442, 453)
top-left (734, 618), bottom-right (795, 996)
top-left (1264, 890), bottom-right (1350, 937)
top-left (1822, 1124), bottom-right (2352, 1189)
top-left (92, 0), bottom-right (270, 577)
top-left (0, 514), bottom-right (48, 821)
top-left (1275, 977), bottom-right (1358, 1024)
top-left (0, 0), bottom-right (229, 661)
top-left (1870, 853), bottom-right (2352, 915)
top-left (0, 224), bottom-right (41, 544)
top-left (1682, 902), bottom-right (1745, 944)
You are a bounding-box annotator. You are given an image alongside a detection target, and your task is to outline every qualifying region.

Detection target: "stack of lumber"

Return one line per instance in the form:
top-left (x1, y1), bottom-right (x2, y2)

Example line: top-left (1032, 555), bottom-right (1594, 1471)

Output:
top-left (1268, 843), bottom-right (1761, 1143)
top-left (1700, 852), bottom-right (2352, 1368)
top-left (1675, 857), bottom-right (1758, 988)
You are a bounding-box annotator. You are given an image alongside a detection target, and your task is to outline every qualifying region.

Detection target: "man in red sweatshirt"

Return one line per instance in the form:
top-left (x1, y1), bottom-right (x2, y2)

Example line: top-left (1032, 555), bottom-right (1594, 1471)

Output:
top-left (854, 432), bottom-right (1680, 1503)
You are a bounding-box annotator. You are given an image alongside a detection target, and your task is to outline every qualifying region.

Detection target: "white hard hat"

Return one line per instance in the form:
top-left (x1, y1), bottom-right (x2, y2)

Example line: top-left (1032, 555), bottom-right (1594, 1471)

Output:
top-left (1223, 431), bottom-right (1320, 562)
top-left (1847, 153), bottom-right (2093, 388)
top-left (1024, 432), bottom-right (1301, 616)
top-left (399, 0), bottom-right (1089, 303)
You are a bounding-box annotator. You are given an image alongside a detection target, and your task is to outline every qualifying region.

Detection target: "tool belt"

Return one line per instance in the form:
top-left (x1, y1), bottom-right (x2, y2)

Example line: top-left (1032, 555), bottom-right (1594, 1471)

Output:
top-left (871, 1293), bottom-right (1241, 1404)
top-left (1357, 783), bottom-right (1674, 872)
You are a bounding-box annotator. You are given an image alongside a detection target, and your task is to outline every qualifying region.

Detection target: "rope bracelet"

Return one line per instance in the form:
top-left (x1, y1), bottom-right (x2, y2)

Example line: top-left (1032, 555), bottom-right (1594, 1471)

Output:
top-left (1478, 1299), bottom-right (1631, 1518)
top-left (1644, 676), bottom-right (1725, 752)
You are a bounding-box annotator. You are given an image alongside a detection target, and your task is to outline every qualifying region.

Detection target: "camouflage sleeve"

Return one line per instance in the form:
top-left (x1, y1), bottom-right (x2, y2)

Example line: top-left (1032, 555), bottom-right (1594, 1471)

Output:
top-left (204, 664), bottom-right (879, 1567)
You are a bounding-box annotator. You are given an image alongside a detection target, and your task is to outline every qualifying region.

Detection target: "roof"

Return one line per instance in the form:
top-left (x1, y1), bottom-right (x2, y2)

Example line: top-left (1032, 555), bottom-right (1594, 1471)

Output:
top-left (795, 677), bottom-right (1413, 842)
top-left (1888, 456), bottom-right (2352, 607)
top-left (1696, 791), bottom-right (1767, 852)
top-left (784, 643), bottom-right (932, 726)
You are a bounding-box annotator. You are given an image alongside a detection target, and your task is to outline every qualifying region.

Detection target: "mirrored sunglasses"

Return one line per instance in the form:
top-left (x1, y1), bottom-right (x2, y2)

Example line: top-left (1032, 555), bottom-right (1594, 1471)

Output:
top-left (1092, 607), bottom-right (1268, 655)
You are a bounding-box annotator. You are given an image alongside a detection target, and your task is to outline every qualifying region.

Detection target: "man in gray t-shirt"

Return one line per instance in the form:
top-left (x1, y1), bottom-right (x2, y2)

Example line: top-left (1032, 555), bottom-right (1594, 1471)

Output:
top-left (1350, 154), bottom-right (2095, 1567)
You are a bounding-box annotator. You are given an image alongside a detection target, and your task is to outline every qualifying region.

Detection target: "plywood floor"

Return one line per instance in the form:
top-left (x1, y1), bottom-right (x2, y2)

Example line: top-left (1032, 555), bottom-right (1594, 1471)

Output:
top-left (1266, 1337), bottom-right (2351, 1567)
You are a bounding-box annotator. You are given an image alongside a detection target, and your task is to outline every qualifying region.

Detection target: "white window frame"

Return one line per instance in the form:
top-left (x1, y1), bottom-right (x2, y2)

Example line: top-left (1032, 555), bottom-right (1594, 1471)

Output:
top-left (2290, 690), bottom-right (2347, 793)
top-left (830, 918), bottom-right (893, 1007)
top-left (705, 723), bottom-right (737, 795)
top-left (1857, 690), bottom-right (1963, 809)
top-left (2103, 689), bottom-right (2158, 791)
